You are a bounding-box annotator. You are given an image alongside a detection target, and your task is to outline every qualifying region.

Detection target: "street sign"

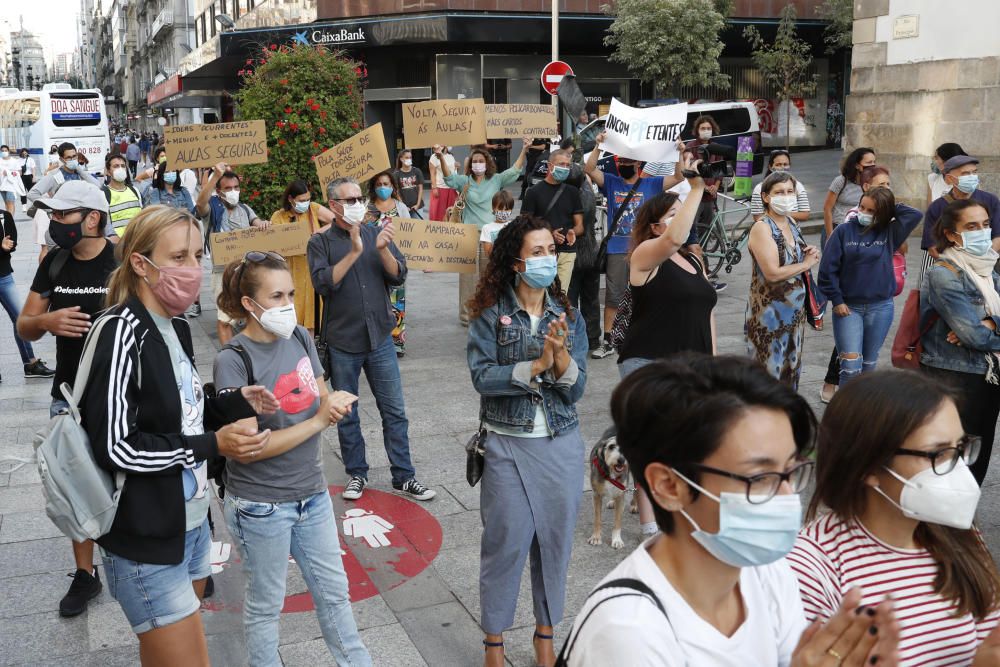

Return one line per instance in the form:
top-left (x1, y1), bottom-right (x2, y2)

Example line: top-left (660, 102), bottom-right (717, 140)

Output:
top-left (541, 60), bottom-right (574, 96)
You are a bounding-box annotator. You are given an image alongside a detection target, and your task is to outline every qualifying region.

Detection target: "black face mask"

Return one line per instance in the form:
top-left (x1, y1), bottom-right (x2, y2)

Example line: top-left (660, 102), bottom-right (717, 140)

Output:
top-left (618, 164), bottom-right (637, 179)
top-left (50, 218), bottom-right (86, 249)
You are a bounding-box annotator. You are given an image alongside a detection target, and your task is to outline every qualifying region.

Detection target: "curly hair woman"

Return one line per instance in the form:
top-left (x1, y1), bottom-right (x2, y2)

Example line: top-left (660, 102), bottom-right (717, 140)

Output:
top-left (466, 215), bottom-right (588, 667)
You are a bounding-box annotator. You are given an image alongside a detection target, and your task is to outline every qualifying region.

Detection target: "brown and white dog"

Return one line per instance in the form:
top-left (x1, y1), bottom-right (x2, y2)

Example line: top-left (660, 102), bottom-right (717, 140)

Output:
top-left (587, 427), bottom-right (637, 549)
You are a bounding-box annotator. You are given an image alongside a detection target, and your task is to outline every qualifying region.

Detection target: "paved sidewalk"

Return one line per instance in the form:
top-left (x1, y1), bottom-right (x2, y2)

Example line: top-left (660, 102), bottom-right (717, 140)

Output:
top-left (3, 156), bottom-right (1000, 666)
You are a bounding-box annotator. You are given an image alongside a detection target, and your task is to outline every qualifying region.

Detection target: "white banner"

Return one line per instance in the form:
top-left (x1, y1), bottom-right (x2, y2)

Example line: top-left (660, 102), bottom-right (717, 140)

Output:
top-left (599, 99), bottom-right (689, 163)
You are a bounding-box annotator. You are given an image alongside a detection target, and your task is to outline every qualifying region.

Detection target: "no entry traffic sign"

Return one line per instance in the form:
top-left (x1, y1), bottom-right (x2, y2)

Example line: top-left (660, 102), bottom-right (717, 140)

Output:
top-left (541, 60), bottom-right (574, 96)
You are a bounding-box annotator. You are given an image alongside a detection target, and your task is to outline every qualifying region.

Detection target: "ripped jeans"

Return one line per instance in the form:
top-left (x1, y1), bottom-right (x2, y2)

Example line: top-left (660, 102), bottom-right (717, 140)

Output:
top-left (831, 299), bottom-right (894, 384)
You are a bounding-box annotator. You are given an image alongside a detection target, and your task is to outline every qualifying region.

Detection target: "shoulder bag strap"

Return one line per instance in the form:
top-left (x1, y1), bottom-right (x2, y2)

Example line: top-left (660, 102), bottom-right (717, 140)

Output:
top-left (47, 248), bottom-right (70, 286)
top-left (607, 179), bottom-right (641, 239)
top-left (221, 343), bottom-right (255, 386)
top-left (542, 184), bottom-right (568, 219)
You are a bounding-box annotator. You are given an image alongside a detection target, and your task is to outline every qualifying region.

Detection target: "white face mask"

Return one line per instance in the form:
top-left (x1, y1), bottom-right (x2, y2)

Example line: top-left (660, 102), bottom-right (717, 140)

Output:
top-left (471, 163), bottom-right (487, 175)
top-left (223, 190), bottom-right (240, 207)
top-left (402, 159), bottom-right (413, 167)
top-left (251, 299), bottom-right (297, 340)
top-left (875, 459), bottom-right (981, 529)
top-left (698, 129), bottom-right (713, 140)
top-left (112, 167), bottom-right (128, 182)
top-left (769, 194), bottom-right (797, 216)
top-left (342, 201), bottom-right (367, 225)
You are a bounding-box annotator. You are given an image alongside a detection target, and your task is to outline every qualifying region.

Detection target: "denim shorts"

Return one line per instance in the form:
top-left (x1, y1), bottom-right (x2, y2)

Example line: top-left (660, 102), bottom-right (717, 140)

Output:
top-left (101, 519), bottom-right (212, 634)
top-left (0, 191), bottom-right (15, 203)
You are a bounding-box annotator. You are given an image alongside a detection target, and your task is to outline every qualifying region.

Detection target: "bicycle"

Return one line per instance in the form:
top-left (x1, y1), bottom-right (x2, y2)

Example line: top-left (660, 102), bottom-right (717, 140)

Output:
top-left (697, 192), bottom-right (755, 278)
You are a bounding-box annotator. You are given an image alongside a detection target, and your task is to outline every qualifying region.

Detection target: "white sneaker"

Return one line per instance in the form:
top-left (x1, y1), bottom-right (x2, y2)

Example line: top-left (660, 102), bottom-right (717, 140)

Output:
top-left (342, 476), bottom-right (367, 500)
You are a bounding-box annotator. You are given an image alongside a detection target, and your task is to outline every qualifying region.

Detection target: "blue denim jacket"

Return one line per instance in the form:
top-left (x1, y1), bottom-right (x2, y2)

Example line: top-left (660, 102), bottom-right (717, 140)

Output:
top-left (467, 286), bottom-right (588, 435)
top-left (920, 260), bottom-right (1000, 374)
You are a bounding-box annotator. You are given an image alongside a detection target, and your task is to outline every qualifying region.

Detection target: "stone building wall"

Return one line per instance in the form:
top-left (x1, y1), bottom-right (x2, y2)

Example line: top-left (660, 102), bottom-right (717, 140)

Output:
top-left (845, 0), bottom-right (1000, 206)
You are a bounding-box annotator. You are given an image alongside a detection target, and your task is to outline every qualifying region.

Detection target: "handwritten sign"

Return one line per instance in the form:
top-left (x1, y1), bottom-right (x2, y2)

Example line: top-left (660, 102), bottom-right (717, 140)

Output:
top-left (485, 104), bottom-right (557, 138)
top-left (393, 219), bottom-right (479, 273)
top-left (314, 124), bottom-right (390, 200)
top-left (210, 219), bottom-right (311, 267)
top-left (402, 99), bottom-right (487, 149)
top-left (599, 99), bottom-right (688, 163)
top-left (164, 120), bottom-right (268, 170)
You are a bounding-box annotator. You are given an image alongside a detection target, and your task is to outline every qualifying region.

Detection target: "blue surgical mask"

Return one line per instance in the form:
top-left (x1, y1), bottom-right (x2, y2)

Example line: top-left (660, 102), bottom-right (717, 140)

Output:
top-left (163, 171), bottom-right (177, 185)
top-left (957, 174), bottom-right (979, 194)
top-left (672, 469), bottom-right (802, 568)
top-left (294, 200), bottom-right (311, 214)
top-left (856, 212), bottom-right (874, 227)
top-left (518, 255), bottom-right (558, 289)
top-left (959, 228), bottom-right (992, 257)
top-left (64, 159), bottom-right (78, 171)
top-left (552, 165), bottom-right (571, 182)
top-left (375, 186), bottom-right (393, 201)
top-left (930, 161), bottom-right (941, 175)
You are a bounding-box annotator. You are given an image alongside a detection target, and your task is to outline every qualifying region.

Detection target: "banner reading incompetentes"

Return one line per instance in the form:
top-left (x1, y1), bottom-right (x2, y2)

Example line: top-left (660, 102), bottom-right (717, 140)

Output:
top-left (393, 219), bottom-right (479, 273)
top-left (164, 120), bottom-right (268, 170)
top-left (599, 99), bottom-right (688, 163)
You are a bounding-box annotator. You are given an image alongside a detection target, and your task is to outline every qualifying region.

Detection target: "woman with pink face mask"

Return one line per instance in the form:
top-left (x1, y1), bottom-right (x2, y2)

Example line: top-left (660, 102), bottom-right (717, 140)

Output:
top-left (78, 206), bottom-right (280, 666)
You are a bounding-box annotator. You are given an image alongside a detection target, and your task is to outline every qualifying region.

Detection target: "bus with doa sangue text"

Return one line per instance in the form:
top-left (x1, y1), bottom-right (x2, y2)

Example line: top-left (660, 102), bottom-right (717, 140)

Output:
top-left (0, 84), bottom-right (110, 177)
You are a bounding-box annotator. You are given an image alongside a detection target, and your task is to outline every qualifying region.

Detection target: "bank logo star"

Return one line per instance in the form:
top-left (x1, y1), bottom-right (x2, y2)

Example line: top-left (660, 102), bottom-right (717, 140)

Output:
top-left (292, 30), bottom-right (310, 46)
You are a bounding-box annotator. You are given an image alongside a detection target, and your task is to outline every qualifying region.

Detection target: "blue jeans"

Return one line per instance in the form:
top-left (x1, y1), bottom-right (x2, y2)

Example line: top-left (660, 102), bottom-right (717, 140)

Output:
top-left (224, 491), bottom-right (371, 667)
top-left (0, 273), bottom-right (34, 364)
top-left (619, 356), bottom-right (653, 379)
top-left (832, 299), bottom-right (894, 384)
top-left (328, 336), bottom-right (415, 485)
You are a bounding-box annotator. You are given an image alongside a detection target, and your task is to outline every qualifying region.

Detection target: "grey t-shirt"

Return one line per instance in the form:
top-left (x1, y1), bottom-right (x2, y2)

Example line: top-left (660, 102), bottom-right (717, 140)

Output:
top-left (149, 311), bottom-right (210, 531)
top-left (213, 326), bottom-right (326, 503)
top-left (828, 175), bottom-right (864, 228)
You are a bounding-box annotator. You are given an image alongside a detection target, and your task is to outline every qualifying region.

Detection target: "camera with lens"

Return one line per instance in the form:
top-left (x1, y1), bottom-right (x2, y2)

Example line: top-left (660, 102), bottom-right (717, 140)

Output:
top-left (694, 145), bottom-right (734, 179)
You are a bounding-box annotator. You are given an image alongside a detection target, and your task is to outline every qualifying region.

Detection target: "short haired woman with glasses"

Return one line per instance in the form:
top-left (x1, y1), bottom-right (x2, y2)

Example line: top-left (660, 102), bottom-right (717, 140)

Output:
top-left (215, 250), bottom-right (371, 666)
top-left (788, 370), bottom-right (1000, 666)
top-left (563, 354), bottom-right (900, 666)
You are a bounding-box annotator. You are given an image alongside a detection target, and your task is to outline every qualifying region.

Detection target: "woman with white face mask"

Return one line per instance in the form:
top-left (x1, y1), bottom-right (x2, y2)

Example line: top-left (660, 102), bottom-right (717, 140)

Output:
top-left (564, 354), bottom-right (900, 666)
top-left (789, 369), bottom-right (1000, 666)
top-left (920, 200), bottom-right (1000, 484)
top-left (214, 251), bottom-right (371, 667)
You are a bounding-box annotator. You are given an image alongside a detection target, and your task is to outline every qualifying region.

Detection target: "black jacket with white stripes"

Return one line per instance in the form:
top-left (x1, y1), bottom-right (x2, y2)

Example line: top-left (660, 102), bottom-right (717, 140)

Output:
top-left (81, 296), bottom-right (256, 565)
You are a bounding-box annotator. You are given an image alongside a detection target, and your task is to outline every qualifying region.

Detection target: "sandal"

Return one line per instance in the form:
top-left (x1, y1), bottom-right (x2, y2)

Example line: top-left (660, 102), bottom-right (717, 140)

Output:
top-left (483, 639), bottom-right (504, 650)
top-left (533, 632), bottom-right (554, 667)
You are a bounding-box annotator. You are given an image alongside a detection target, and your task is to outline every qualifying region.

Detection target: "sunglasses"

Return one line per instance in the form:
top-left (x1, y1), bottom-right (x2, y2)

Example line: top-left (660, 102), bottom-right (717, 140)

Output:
top-left (236, 251), bottom-right (286, 273)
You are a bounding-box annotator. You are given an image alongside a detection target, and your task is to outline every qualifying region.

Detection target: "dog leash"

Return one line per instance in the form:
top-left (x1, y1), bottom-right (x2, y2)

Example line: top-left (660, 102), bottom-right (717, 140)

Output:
top-left (591, 455), bottom-right (628, 492)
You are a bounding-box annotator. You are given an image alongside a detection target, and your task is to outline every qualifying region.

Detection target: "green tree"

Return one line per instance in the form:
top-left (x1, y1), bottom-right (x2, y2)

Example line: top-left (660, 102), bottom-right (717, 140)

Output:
top-left (234, 43), bottom-right (364, 216)
top-left (603, 0), bottom-right (730, 97)
top-left (744, 5), bottom-right (819, 150)
top-left (817, 0), bottom-right (854, 53)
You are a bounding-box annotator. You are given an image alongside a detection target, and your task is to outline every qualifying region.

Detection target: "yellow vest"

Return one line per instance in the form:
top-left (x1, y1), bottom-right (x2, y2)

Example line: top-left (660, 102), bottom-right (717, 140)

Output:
top-left (108, 185), bottom-right (142, 237)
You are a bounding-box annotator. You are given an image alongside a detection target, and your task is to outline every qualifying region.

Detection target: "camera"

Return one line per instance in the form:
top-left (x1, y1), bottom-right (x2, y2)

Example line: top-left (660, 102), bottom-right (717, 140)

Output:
top-left (694, 145), bottom-right (734, 180)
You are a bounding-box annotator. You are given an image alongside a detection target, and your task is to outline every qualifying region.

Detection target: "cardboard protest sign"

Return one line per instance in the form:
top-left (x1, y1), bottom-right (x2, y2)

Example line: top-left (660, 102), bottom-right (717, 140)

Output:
top-left (402, 99), bottom-right (487, 149)
top-left (392, 219), bottom-right (479, 273)
top-left (209, 219), bottom-right (311, 267)
top-left (599, 99), bottom-right (688, 163)
top-left (164, 120), bottom-right (268, 170)
top-left (315, 123), bottom-right (390, 199)
top-left (485, 104), bottom-right (557, 138)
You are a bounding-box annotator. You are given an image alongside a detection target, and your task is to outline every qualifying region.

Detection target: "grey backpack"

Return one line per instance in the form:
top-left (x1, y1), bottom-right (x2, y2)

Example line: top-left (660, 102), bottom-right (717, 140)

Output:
top-left (1, 315), bottom-right (136, 542)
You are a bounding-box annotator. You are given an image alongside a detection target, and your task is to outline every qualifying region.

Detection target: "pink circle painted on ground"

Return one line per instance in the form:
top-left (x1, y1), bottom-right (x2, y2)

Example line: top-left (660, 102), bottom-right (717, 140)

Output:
top-left (280, 485), bottom-right (443, 612)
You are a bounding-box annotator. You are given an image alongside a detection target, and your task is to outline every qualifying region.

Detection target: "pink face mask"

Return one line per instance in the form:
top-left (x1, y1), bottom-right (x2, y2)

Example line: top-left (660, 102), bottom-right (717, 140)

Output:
top-left (140, 255), bottom-right (202, 317)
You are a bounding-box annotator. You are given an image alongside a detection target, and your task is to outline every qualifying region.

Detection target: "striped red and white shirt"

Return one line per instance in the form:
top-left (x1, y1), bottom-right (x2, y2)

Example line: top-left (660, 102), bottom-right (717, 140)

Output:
top-left (788, 514), bottom-right (999, 667)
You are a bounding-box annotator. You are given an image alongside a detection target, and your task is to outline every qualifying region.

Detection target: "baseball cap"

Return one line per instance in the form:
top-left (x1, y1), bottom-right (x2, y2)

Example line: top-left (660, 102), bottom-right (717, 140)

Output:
top-left (943, 155), bottom-right (979, 174)
top-left (34, 181), bottom-right (110, 214)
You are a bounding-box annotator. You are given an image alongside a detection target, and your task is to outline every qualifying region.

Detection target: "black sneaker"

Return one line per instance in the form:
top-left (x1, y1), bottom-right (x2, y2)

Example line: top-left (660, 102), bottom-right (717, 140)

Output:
top-left (393, 478), bottom-right (436, 501)
top-left (591, 341), bottom-right (616, 359)
top-left (712, 281), bottom-right (728, 293)
top-left (185, 302), bottom-right (202, 318)
top-left (342, 476), bottom-right (368, 500)
top-left (59, 568), bottom-right (102, 617)
top-left (24, 359), bottom-right (56, 379)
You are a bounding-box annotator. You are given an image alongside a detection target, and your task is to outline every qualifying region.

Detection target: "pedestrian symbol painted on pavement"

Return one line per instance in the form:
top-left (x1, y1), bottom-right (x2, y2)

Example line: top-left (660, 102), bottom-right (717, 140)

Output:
top-left (341, 508), bottom-right (395, 548)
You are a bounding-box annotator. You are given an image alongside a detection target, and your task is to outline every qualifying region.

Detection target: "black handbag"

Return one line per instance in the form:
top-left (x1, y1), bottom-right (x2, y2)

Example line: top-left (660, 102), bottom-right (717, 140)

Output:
top-left (465, 422), bottom-right (486, 487)
top-left (597, 179), bottom-right (641, 274)
top-left (315, 294), bottom-right (331, 379)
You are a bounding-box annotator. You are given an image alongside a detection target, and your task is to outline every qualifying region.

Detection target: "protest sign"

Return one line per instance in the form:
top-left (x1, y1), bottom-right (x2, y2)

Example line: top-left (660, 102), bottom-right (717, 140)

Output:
top-left (209, 219), bottom-right (311, 267)
top-left (599, 99), bottom-right (688, 163)
top-left (733, 135), bottom-right (754, 198)
top-left (393, 219), bottom-right (479, 273)
top-left (484, 104), bottom-right (557, 138)
top-left (315, 123), bottom-right (390, 199)
top-left (403, 99), bottom-right (487, 149)
top-left (164, 120), bottom-right (268, 170)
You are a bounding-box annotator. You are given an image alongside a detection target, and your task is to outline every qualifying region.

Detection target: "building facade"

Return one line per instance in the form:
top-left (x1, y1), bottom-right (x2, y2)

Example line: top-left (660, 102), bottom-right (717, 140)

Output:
top-left (846, 0), bottom-right (1000, 205)
top-left (10, 24), bottom-right (46, 91)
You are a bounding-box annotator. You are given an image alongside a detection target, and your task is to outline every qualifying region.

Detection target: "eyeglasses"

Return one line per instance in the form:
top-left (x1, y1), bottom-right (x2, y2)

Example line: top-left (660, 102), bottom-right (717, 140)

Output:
top-left (896, 435), bottom-right (980, 475)
top-left (333, 197), bottom-right (366, 206)
top-left (686, 460), bottom-right (814, 504)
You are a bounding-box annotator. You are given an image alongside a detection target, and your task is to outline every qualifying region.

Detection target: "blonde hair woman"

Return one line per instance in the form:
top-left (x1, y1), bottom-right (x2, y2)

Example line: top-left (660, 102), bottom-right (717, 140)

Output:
top-left (79, 205), bottom-right (279, 665)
